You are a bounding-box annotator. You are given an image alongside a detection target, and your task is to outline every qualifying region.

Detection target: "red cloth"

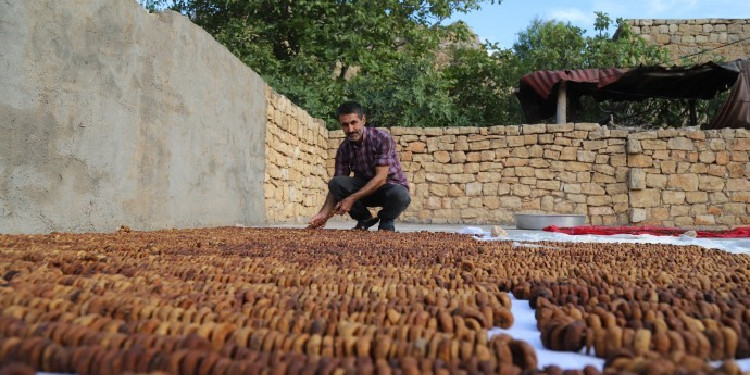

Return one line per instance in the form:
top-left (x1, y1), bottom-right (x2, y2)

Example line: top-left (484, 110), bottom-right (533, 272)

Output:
top-left (543, 225), bottom-right (750, 238)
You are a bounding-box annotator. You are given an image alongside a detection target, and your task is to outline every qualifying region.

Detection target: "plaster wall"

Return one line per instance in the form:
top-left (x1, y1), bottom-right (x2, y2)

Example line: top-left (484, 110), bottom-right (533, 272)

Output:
top-left (0, 0), bottom-right (267, 233)
top-left (2, 0), bottom-right (747, 232)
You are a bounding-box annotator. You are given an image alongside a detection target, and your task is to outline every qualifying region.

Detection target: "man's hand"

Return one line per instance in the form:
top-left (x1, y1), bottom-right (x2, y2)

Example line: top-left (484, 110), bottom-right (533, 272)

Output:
top-left (334, 196), bottom-right (357, 215)
top-left (308, 210), bottom-right (332, 229)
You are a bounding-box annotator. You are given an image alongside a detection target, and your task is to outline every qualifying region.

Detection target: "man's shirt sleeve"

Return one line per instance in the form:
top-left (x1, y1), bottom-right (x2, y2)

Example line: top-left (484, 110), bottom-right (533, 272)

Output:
top-left (374, 133), bottom-right (395, 167)
top-left (334, 145), bottom-right (350, 176)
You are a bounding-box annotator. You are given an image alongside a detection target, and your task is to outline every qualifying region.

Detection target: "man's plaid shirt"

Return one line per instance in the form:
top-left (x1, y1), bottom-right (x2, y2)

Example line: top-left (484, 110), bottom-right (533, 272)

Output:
top-left (334, 126), bottom-right (409, 190)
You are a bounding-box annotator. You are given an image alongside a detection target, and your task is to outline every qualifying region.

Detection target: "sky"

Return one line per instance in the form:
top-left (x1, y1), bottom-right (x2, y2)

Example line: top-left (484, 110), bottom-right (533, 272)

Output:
top-left (446, 0), bottom-right (750, 49)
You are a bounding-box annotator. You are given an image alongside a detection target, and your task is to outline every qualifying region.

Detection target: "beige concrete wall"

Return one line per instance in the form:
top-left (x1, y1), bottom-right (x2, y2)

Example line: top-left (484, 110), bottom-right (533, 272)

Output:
top-left (3, 0), bottom-right (747, 232)
top-left (627, 19), bottom-right (750, 63)
top-left (0, 0), bottom-right (267, 233)
top-left (267, 124), bottom-right (749, 228)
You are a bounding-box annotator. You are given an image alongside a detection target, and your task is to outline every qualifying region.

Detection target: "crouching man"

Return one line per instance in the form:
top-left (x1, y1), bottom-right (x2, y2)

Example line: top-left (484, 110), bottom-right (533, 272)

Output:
top-left (308, 101), bottom-right (410, 231)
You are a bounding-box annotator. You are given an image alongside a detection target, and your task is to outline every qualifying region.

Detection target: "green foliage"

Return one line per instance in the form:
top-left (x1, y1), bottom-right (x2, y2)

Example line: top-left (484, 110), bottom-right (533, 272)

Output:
top-left (442, 12), bottom-right (677, 126)
top-left (511, 13), bottom-right (668, 72)
top-left (512, 18), bottom-right (586, 70)
top-left (146, 0), bottom-right (496, 128)
top-left (586, 15), bottom-right (669, 69)
top-left (441, 45), bottom-right (524, 125)
top-left (136, 1), bottom-right (716, 128)
top-left (137, 0), bottom-right (161, 12)
top-left (346, 54), bottom-right (458, 127)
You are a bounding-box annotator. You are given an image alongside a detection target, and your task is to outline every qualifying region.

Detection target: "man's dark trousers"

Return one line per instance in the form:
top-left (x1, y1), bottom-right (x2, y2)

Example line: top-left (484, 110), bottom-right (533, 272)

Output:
top-left (328, 176), bottom-right (411, 226)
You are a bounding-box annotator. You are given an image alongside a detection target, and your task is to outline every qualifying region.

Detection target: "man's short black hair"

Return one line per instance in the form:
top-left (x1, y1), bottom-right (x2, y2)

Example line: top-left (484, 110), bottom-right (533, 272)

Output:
top-left (335, 101), bottom-right (364, 119)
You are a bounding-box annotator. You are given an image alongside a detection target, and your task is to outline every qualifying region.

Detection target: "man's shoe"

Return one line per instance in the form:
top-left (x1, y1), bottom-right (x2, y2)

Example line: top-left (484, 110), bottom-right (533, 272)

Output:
top-left (378, 219), bottom-right (396, 232)
top-left (353, 217), bottom-right (379, 230)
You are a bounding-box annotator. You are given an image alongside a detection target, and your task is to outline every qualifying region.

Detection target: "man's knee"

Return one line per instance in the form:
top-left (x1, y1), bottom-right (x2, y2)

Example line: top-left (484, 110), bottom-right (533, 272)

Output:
top-left (329, 176), bottom-right (363, 199)
top-left (328, 176), bottom-right (350, 190)
top-left (387, 186), bottom-right (411, 209)
top-left (328, 176), bottom-right (351, 191)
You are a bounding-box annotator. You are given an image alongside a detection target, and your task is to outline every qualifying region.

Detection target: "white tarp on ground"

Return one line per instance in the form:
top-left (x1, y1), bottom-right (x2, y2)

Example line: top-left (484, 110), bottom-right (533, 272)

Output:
top-left (459, 226), bottom-right (750, 254)
top-left (492, 294), bottom-right (750, 371)
top-left (464, 226), bottom-right (750, 371)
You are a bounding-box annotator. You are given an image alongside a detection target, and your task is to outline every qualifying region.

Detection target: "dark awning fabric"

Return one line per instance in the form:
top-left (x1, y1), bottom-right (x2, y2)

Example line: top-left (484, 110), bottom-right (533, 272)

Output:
top-left (517, 68), bottom-right (628, 123)
top-left (516, 59), bottom-right (748, 127)
top-left (706, 58), bottom-right (750, 129)
top-left (595, 61), bottom-right (738, 101)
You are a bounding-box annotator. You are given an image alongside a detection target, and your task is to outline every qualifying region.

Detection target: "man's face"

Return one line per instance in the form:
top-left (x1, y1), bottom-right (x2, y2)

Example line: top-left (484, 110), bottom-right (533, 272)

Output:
top-left (338, 112), bottom-right (365, 143)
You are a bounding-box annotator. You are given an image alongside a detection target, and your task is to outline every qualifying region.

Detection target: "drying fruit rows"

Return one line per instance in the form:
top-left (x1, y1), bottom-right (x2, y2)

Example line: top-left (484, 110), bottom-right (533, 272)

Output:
top-left (0, 227), bottom-right (748, 374)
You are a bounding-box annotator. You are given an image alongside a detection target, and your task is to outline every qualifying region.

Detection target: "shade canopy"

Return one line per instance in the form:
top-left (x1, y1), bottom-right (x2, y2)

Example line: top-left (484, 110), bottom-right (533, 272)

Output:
top-left (516, 58), bottom-right (749, 129)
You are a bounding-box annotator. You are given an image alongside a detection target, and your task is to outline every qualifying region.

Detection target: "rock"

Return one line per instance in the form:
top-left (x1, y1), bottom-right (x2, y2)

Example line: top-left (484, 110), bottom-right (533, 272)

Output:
top-left (681, 230), bottom-right (698, 238)
top-left (491, 225), bottom-right (508, 237)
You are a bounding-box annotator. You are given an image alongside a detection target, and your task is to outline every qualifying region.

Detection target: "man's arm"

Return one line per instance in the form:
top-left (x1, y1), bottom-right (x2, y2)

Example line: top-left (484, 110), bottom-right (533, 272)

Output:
top-left (309, 144), bottom-right (350, 229)
top-left (334, 165), bottom-right (388, 215)
top-left (308, 191), bottom-right (337, 228)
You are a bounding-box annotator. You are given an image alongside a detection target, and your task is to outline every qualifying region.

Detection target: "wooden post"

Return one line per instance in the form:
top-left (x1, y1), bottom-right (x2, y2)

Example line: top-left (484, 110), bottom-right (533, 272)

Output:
top-left (556, 81), bottom-right (567, 124)
top-left (688, 99), bottom-right (697, 126)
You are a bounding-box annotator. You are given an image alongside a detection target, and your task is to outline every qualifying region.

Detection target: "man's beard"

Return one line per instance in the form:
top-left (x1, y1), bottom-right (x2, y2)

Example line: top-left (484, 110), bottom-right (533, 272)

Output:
top-left (347, 129), bottom-right (363, 142)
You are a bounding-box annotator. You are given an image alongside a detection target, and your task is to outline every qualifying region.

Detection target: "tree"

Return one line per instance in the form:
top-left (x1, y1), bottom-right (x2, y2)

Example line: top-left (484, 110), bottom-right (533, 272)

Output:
top-left (143, 0), bottom-right (498, 128)
top-left (441, 44), bottom-right (524, 125)
top-left (512, 18), bottom-right (586, 71)
top-left (502, 13), bottom-right (678, 125)
top-left (586, 12), bottom-right (669, 69)
top-left (138, 1), bottom-right (699, 127)
top-left (346, 53), bottom-right (458, 127)
top-left (511, 13), bottom-right (668, 72)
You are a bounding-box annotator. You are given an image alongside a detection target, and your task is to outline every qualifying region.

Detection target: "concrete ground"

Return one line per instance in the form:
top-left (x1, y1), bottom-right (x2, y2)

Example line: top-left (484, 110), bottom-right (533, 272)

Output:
top-left (268, 219), bottom-right (531, 235)
top-left (263, 220), bottom-right (749, 253)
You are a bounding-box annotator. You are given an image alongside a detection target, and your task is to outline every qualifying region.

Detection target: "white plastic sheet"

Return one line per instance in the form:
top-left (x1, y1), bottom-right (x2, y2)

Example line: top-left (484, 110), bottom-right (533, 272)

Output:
top-left (463, 226), bottom-right (750, 370)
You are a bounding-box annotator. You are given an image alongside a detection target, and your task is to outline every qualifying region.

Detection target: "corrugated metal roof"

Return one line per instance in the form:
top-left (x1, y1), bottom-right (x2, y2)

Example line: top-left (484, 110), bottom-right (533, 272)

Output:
top-left (516, 59), bottom-right (748, 128)
top-left (517, 68), bottom-right (628, 123)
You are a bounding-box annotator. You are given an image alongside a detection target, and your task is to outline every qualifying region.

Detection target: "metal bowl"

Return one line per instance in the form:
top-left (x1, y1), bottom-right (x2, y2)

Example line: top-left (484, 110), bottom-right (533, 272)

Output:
top-left (514, 213), bottom-right (586, 230)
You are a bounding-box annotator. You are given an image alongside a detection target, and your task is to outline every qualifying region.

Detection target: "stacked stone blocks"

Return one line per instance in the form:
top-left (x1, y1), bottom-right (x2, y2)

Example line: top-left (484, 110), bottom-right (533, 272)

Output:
top-left (328, 123), bottom-right (631, 225)
top-left (627, 19), bottom-right (750, 63)
top-left (627, 128), bottom-right (750, 227)
top-left (264, 89), bottom-right (331, 222)
top-left (264, 97), bottom-right (750, 228)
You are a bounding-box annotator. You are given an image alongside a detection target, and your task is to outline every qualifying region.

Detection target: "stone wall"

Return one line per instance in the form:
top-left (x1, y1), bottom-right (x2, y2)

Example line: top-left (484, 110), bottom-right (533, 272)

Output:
top-left (303, 125), bottom-right (750, 229)
top-left (327, 124), bottom-right (630, 225)
top-left (626, 19), bottom-right (750, 63)
top-left (264, 90), bottom-right (330, 222)
top-left (1, 0), bottom-right (268, 233)
top-left (4, 0), bottom-right (747, 233)
top-left (627, 129), bottom-right (750, 227)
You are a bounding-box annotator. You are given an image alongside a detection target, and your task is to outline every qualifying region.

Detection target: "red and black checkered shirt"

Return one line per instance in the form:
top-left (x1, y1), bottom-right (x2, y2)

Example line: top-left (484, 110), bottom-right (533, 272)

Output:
top-left (334, 126), bottom-right (409, 190)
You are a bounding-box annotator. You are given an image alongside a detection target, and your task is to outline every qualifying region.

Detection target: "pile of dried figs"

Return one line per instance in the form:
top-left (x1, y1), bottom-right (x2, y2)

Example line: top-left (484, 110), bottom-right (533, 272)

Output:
top-left (0, 228), bottom-right (747, 375)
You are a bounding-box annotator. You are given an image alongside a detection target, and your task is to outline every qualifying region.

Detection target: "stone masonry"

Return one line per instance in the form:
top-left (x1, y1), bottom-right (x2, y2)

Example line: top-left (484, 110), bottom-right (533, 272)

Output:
top-left (7, 0), bottom-right (745, 233)
top-left (264, 98), bottom-right (750, 228)
top-left (627, 128), bottom-right (750, 227)
top-left (626, 19), bottom-right (750, 63)
top-left (264, 89), bottom-right (330, 223)
top-left (332, 124), bottom-right (631, 226)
